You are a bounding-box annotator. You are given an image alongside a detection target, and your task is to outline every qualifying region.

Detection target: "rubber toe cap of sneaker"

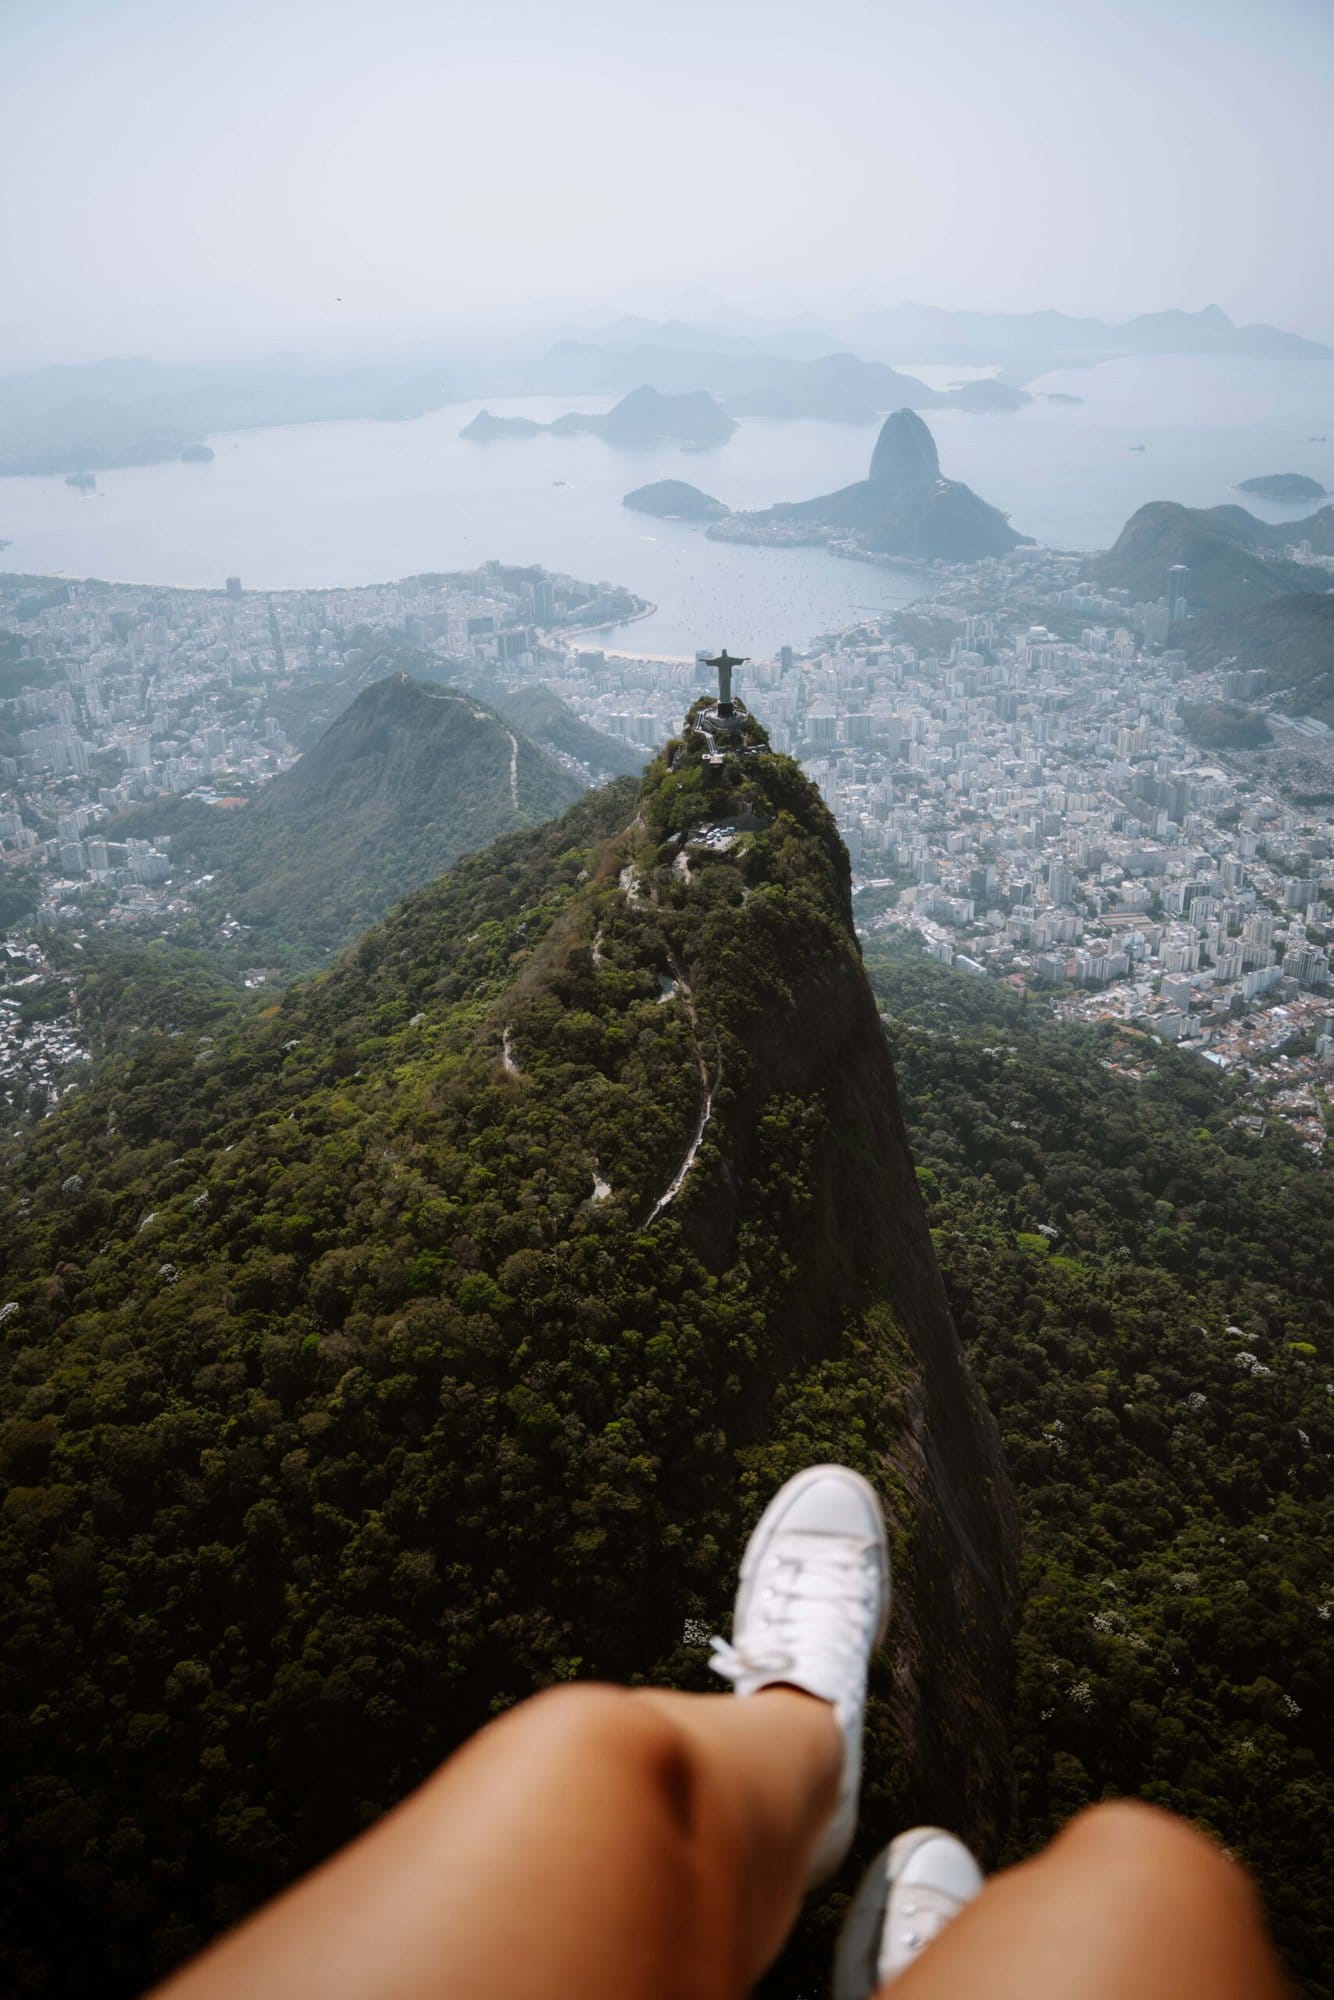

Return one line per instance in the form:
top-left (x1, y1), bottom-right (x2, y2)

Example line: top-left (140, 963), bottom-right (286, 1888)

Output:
top-left (895, 1832), bottom-right (984, 1903)
top-left (776, 1467), bottom-right (884, 1539)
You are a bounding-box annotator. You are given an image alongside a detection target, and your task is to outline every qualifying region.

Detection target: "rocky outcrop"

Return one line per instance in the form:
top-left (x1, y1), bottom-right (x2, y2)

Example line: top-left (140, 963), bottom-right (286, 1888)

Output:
top-left (734, 410), bottom-right (1028, 561)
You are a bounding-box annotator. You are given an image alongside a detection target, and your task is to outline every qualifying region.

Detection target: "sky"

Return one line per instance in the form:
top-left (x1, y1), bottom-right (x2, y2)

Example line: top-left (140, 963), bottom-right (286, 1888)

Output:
top-left (3, 0), bottom-right (1333, 367)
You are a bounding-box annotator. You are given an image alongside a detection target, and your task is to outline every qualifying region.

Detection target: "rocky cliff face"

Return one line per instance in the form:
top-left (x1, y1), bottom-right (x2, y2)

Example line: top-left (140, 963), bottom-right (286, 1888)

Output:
top-left (0, 724), bottom-right (1017, 1994)
top-left (869, 406), bottom-right (942, 486)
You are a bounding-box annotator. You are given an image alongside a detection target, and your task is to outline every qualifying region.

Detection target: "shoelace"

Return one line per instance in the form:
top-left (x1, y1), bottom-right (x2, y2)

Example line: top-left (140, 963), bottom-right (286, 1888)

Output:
top-left (709, 1539), bottom-right (878, 1690)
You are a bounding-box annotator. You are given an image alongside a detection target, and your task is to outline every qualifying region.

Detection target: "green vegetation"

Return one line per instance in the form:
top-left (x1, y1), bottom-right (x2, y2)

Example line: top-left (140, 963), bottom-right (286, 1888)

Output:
top-left (61, 935), bottom-right (255, 1053)
top-left (1181, 596), bottom-right (1334, 726)
top-left (1094, 501), bottom-right (1330, 610)
top-left (1178, 699), bottom-right (1273, 751)
top-left (864, 941), bottom-right (1334, 1994)
top-left (0, 874), bottom-right (39, 930)
top-left (111, 675), bottom-right (585, 973)
top-left (3, 708), bottom-right (1328, 1992)
top-left (486, 683), bottom-right (648, 779)
top-left (0, 756), bottom-right (1012, 1997)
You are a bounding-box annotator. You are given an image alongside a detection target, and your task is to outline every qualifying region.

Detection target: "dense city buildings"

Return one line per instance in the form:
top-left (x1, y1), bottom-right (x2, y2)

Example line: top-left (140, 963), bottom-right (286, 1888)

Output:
top-left (2, 549), bottom-right (1330, 1148)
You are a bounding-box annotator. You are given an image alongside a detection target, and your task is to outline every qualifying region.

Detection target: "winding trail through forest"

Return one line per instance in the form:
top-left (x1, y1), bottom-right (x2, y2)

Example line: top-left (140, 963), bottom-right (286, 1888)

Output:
top-left (643, 930), bottom-right (716, 1224)
top-left (426, 685), bottom-right (519, 808)
top-left (607, 808), bottom-right (718, 1224)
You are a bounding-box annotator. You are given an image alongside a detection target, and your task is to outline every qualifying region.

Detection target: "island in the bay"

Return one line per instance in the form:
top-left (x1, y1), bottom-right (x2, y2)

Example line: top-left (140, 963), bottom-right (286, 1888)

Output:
top-left (706, 408), bottom-right (1029, 561)
top-left (1235, 473), bottom-right (1328, 501)
top-left (462, 385), bottom-right (736, 450)
top-left (622, 479), bottom-right (730, 521)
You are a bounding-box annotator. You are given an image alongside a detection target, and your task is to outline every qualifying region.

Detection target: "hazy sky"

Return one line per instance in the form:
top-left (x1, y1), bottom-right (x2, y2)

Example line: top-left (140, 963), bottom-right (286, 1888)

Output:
top-left (3, 0), bottom-right (1332, 366)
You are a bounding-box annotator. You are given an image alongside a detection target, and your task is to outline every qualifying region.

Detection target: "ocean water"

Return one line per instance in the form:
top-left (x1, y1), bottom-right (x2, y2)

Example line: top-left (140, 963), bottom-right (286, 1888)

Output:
top-left (2, 356), bottom-right (1331, 657)
top-left (933, 353), bottom-right (1334, 550)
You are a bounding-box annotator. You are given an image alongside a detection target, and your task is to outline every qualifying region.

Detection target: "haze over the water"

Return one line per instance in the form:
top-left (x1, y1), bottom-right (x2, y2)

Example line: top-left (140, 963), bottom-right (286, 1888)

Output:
top-left (3, 0), bottom-right (1333, 367)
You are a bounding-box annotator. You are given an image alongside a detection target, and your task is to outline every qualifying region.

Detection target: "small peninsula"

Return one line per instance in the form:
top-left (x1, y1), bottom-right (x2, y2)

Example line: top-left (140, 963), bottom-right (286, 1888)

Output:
top-left (460, 385), bottom-right (736, 450)
top-left (622, 479), bottom-right (730, 521)
top-left (1236, 473), bottom-right (1328, 501)
top-left (709, 408), bottom-right (1028, 562)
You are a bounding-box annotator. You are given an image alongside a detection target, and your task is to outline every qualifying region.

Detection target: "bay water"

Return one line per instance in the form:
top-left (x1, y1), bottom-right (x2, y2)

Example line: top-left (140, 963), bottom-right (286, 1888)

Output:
top-left (2, 355), bottom-right (1330, 657)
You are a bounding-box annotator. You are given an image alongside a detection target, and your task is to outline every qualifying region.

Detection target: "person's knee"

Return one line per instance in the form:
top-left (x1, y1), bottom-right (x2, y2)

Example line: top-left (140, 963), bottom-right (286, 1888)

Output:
top-left (502, 1684), bottom-right (699, 1833)
top-left (1053, 1801), bottom-right (1260, 1917)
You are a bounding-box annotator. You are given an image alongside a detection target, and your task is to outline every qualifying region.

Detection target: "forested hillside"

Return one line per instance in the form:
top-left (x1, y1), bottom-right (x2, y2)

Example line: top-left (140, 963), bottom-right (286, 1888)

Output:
top-left (866, 943), bottom-right (1333, 1994)
top-left (486, 682), bottom-right (648, 779)
top-left (112, 674), bottom-right (585, 970)
top-left (0, 747), bottom-right (1016, 1997)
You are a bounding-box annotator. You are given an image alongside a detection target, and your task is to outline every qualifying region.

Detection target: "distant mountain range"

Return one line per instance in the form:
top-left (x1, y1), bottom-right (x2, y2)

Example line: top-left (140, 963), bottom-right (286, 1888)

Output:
top-left (823, 300), bottom-right (1332, 366)
top-left (515, 342), bottom-right (1034, 422)
top-left (0, 356), bottom-right (454, 476)
top-left (720, 409), bottom-right (1028, 561)
top-left (510, 304), bottom-right (1330, 410)
top-left (1091, 499), bottom-right (1334, 610)
top-left (3, 303), bottom-right (1326, 474)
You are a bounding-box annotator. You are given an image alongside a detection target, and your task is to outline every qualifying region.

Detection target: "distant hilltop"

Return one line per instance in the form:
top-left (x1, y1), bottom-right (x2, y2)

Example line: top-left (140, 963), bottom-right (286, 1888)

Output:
top-left (504, 302), bottom-right (1330, 412)
top-left (120, 671), bottom-right (585, 968)
top-left (461, 385), bottom-right (736, 450)
top-left (711, 408), bottom-right (1028, 562)
top-left (1092, 498), bottom-right (1334, 611)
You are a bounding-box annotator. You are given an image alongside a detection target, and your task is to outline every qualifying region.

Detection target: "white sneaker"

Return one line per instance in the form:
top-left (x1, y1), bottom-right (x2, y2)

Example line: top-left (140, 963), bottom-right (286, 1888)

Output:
top-left (833, 1826), bottom-right (984, 1998)
top-left (709, 1464), bottom-right (891, 1887)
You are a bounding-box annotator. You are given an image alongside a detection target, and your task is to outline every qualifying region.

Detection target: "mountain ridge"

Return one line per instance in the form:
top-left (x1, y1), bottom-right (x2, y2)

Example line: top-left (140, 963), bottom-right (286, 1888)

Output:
top-left (0, 716), bottom-right (1018, 1996)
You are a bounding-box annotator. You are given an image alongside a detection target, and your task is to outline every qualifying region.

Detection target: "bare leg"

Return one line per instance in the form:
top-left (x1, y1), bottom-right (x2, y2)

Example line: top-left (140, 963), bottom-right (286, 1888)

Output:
top-left (882, 1801), bottom-right (1287, 2000)
top-left (153, 1683), bottom-right (841, 2000)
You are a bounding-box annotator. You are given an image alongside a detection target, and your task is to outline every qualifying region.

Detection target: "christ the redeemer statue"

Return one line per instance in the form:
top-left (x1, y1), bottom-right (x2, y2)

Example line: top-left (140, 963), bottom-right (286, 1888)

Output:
top-left (706, 649), bottom-right (746, 715)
